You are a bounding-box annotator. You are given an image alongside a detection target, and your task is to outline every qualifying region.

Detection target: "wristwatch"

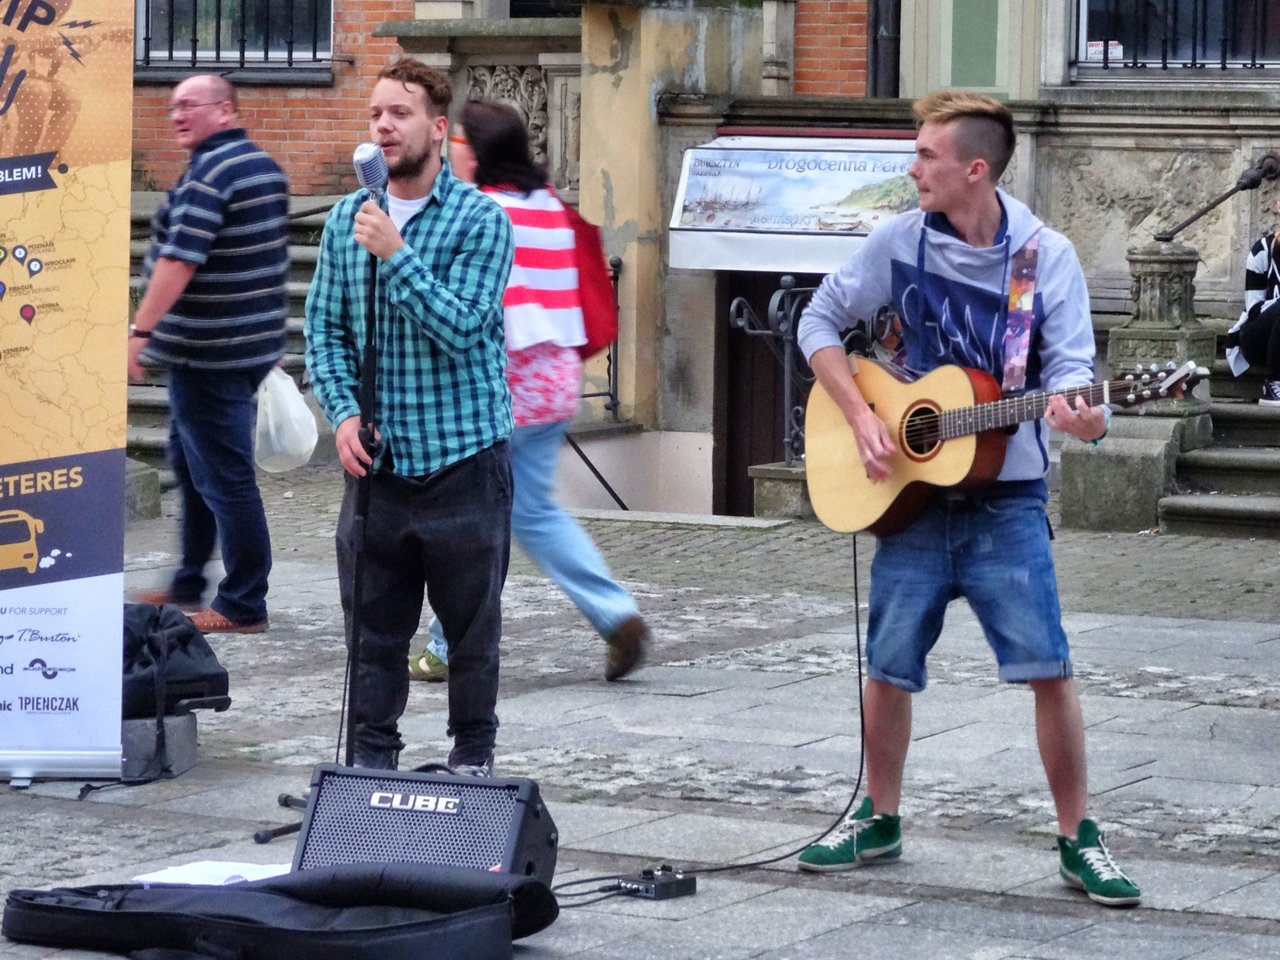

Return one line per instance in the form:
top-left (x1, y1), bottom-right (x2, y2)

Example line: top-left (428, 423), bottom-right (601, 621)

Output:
top-left (129, 325), bottom-right (151, 339)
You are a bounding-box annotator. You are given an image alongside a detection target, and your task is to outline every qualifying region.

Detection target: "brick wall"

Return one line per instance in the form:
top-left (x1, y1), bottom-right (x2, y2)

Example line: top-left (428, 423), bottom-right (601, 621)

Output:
top-left (132, 2), bottom-right (410, 196)
top-left (793, 0), bottom-right (870, 97)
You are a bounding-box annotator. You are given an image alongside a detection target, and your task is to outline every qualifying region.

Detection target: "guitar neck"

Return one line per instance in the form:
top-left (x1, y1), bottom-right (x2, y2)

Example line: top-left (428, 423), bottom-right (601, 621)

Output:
top-left (941, 381), bottom-right (1116, 439)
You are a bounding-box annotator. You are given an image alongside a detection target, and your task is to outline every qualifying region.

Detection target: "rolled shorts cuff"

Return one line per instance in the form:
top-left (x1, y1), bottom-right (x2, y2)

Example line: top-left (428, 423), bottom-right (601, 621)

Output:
top-left (998, 658), bottom-right (1074, 684)
top-left (866, 663), bottom-right (926, 694)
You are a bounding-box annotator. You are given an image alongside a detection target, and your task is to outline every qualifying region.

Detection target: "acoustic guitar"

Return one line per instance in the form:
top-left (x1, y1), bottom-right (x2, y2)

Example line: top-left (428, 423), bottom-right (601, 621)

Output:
top-left (804, 358), bottom-right (1206, 535)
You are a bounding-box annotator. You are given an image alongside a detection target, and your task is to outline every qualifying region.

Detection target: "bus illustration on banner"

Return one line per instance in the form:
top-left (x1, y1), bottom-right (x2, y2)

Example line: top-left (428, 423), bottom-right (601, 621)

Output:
top-left (0, 508), bottom-right (43, 574)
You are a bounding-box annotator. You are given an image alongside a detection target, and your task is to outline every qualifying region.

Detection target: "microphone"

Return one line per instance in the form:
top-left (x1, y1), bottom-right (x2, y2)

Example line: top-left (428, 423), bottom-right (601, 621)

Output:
top-left (353, 142), bottom-right (389, 201)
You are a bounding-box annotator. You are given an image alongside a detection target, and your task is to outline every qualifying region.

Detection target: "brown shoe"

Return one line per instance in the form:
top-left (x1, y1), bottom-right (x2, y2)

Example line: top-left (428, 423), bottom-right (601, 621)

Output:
top-left (130, 588), bottom-right (201, 614)
top-left (188, 608), bottom-right (268, 634)
top-left (605, 615), bottom-right (648, 681)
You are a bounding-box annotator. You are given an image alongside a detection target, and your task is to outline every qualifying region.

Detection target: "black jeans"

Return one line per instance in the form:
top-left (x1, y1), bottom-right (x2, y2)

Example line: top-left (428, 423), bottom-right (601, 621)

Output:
top-left (336, 442), bottom-right (512, 767)
top-left (1239, 299), bottom-right (1280, 379)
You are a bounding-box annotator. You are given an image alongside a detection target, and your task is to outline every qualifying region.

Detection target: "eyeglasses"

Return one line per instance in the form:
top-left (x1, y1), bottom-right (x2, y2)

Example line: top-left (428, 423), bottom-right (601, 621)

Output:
top-left (168, 100), bottom-right (227, 117)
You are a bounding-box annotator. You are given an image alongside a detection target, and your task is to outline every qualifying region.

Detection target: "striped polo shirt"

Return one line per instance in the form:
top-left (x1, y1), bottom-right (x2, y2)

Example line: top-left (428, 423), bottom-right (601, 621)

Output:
top-left (142, 127), bottom-right (289, 370)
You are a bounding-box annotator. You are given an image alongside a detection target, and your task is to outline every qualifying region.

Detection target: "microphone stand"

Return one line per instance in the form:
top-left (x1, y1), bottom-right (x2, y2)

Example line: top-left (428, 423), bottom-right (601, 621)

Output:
top-left (1153, 154), bottom-right (1280, 242)
top-left (253, 186), bottom-right (384, 845)
top-left (346, 195), bottom-right (384, 767)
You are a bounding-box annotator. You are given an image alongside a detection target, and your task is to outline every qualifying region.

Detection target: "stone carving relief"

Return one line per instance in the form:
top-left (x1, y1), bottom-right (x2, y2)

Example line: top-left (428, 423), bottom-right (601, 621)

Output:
top-left (466, 65), bottom-right (551, 167)
top-left (1037, 146), bottom-right (1235, 290)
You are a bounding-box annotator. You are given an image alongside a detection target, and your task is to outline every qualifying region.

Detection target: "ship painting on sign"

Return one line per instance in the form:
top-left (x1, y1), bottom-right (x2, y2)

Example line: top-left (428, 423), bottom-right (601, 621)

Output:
top-left (814, 174), bottom-right (918, 232)
top-left (683, 180), bottom-right (763, 224)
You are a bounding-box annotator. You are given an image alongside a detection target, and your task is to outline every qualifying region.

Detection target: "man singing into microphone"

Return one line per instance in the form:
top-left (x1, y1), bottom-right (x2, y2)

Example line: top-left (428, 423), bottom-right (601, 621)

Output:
top-left (305, 58), bottom-right (515, 774)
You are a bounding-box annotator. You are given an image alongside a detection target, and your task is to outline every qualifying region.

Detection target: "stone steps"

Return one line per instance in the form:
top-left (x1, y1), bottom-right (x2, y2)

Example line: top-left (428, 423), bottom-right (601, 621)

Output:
top-left (1176, 445), bottom-right (1280, 496)
top-left (1210, 398), bottom-right (1280, 446)
top-left (1158, 492), bottom-right (1280, 537)
top-left (1157, 394), bottom-right (1280, 536)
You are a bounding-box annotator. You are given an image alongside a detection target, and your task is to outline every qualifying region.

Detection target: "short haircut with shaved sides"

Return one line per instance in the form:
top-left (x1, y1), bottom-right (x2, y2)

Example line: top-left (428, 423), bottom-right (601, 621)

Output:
top-left (377, 57), bottom-right (453, 117)
top-left (913, 89), bottom-right (1016, 183)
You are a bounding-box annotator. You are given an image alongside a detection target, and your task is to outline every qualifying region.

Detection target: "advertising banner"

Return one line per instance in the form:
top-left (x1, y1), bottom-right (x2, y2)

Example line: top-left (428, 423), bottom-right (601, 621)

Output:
top-left (0, 2), bottom-right (134, 780)
top-left (669, 134), bottom-right (919, 273)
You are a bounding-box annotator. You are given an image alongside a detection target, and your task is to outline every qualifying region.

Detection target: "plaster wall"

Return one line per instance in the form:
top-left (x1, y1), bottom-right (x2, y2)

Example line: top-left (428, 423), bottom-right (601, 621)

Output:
top-left (557, 430), bottom-right (714, 514)
top-left (581, 4), bottom-right (762, 431)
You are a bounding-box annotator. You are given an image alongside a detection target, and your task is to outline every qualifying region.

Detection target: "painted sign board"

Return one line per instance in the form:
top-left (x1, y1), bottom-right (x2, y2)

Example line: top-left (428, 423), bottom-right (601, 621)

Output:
top-left (669, 134), bottom-right (919, 273)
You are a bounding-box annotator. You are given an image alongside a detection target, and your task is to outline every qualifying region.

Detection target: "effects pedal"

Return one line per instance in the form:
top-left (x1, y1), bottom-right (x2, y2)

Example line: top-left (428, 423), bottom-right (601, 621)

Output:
top-left (618, 864), bottom-right (697, 900)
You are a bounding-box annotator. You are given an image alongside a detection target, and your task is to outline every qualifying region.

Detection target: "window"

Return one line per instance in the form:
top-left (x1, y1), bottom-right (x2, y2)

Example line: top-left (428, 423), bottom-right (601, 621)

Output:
top-left (1075, 0), bottom-right (1280, 70)
top-left (136, 0), bottom-right (332, 68)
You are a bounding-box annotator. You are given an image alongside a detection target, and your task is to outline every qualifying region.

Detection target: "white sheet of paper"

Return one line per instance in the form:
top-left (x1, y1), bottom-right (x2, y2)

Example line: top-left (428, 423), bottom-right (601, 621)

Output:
top-left (132, 860), bottom-right (291, 885)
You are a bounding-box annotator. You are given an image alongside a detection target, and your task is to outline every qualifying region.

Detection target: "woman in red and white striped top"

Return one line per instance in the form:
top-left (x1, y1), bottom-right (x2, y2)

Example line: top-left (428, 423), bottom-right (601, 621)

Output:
top-left (410, 100), bottom-right (648, 693)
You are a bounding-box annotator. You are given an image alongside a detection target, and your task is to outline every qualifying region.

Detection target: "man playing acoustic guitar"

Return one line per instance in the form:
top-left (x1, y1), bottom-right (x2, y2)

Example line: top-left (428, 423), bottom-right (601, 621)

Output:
top-left (795, 90), bottom-right (1141, 907)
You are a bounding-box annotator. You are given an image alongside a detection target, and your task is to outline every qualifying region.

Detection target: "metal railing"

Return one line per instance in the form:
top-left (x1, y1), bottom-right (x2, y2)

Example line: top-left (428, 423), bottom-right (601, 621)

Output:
top-left (728, 277), bottom-right (817, 468)
top-left (137, 0), bottom-right (332, 68)
top-left (1074, 0), bottom-right (1280, 70)
top-left (729, 277), bottom-right (878, 467)
top-left (578, 256), bottom-right (622, 420)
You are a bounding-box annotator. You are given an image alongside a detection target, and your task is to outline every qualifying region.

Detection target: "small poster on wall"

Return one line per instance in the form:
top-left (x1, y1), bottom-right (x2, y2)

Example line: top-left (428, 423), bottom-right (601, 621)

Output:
top-left (669, 134), bottom-right (918, 273)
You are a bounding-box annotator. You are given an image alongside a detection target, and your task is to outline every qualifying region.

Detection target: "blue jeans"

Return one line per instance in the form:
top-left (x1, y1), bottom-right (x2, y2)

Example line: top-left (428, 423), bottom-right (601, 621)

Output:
top-left (338, 442), bottom-right (512, 767)
top-left (166, 363), bottom-right (274, 623)
top-left (866, 494), bottom-right (1072, 692)
top-left (423, 419), bottom-right (638, 661)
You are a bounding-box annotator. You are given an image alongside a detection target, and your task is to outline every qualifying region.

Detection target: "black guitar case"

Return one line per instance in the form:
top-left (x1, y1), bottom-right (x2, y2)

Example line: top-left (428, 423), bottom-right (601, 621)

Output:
top-left (3, 862), bottom-right (558, 960)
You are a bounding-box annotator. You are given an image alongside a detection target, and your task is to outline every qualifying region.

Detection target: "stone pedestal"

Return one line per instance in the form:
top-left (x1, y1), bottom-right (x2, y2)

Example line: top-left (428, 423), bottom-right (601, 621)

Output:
top-left (1106, 241), bottom-right (1216, 375)
top-left (748, 462), bottom-right (813, 520)
top-left (1064, 240), bottom-right (1214, 530)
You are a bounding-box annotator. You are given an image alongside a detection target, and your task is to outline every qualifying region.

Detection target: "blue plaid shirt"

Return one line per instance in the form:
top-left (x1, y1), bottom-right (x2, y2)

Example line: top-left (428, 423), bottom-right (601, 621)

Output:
top-left (305, 164), bottom-right (514, 477)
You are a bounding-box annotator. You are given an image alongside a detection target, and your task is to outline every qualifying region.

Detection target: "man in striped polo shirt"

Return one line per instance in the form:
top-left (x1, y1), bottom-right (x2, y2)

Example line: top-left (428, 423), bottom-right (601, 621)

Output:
top-left (305, 59), bottom-right (515, 774)
top-left (128, 74), bottom-right (289, 635)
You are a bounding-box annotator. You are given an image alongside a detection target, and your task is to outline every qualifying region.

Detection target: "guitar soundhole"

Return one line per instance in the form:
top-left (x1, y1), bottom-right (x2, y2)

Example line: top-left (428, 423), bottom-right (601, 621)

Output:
top-left (901, 405), bottom-right (941, 459)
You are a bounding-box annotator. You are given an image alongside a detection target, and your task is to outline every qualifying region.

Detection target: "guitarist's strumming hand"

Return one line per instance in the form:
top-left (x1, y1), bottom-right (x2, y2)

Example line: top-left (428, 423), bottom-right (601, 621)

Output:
top-left (1044, 393), bottom-right (1107, 443)
top-left (810, 347), bottom-right (897, 482)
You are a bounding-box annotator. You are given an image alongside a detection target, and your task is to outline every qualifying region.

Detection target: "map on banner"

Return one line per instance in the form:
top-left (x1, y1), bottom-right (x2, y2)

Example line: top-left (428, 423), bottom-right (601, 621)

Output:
top-left (0, 6), bottom-right (133, 465)
top-left (0, 2), bottom-right (134, 781)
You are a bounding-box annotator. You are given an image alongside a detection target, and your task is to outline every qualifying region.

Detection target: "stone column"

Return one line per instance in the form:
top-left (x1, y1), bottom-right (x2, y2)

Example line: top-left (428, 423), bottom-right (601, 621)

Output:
top-left (1060, 240), bottom-right (1214, 531)
top-left (761, 0), bottom-right (795, 96)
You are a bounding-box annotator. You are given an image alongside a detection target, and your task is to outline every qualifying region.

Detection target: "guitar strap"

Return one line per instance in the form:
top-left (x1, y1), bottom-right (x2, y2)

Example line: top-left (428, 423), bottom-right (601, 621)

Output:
top-left (1000, 229), bottom-right (1042, 394)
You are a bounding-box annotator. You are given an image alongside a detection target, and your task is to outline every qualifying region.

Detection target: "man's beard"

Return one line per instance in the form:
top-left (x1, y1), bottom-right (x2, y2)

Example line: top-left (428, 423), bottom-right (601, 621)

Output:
top-left (389, 142), bottom-right (435, 179)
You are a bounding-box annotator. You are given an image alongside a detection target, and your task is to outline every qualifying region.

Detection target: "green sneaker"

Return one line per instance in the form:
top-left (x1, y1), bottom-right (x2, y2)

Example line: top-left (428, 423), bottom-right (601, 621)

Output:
top-left (408, 648), bottom-right (448, 683)
top-left (1058, 818), bottom-right (1141, 907)
top-left (797, 797), bottom-right (902, 872)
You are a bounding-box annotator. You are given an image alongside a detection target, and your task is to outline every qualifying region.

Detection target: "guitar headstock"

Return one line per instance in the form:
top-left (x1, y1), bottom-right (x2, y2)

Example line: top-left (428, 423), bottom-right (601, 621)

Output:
top-left (1113, 360), bottom-right (1208, 408)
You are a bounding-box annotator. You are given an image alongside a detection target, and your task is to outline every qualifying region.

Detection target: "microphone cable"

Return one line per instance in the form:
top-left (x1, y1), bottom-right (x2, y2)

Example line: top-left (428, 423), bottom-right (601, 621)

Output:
top-left (555, 532), bottom-right (870, 905)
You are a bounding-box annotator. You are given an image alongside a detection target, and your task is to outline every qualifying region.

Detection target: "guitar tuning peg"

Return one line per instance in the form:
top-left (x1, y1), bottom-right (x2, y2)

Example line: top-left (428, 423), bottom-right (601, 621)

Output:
top-left (1142, 389), bottom-right (1152, 399)
top-left (1148, 363), bottom-right (1158, 372)
top-left (1158, 387), bottom-right (1168, 397)
top-left (1166, 360), bottom-right (1177, 370)
top-left (1126, 392), bottom-right (1137, 404)
top-left (1124, 373), bottom-right (1135, 382)
top-left (1133, 363), bottom-right (1144, 373)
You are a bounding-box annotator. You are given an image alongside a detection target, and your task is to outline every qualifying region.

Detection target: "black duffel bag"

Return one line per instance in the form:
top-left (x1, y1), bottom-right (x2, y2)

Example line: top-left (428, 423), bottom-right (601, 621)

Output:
top-left (122, 602), bottom-right (229, 720)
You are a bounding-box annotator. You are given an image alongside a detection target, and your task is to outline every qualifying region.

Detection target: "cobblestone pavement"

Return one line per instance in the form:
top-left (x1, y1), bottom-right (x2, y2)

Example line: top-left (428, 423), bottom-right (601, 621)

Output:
top-left (2, 463), bottom-right (1278, 959)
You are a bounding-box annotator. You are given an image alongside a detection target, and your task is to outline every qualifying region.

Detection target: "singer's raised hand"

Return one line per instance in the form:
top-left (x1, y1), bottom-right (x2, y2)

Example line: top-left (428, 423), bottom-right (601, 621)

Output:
top-left (352, 200), bottom-right (404, 260)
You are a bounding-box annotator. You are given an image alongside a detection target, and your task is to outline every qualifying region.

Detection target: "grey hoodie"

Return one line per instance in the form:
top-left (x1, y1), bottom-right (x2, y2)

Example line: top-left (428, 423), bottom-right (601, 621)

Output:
top-left (798, 189), bottom-right (1096, 486)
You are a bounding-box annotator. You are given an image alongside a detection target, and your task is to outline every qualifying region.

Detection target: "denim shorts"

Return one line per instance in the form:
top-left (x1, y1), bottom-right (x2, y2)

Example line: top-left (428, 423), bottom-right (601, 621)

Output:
top-left (865, 494), bottom-right (1072, 692)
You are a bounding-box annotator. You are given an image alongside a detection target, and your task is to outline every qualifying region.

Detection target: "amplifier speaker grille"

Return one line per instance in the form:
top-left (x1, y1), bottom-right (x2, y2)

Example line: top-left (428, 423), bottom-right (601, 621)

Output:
top-left (292, 764), bottom-right (558, 886)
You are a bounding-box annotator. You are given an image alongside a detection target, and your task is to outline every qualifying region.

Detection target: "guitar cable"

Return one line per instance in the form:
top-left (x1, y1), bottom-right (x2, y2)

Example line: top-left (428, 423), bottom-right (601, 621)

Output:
top-left (554, 534), bottom-right (870, 904)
